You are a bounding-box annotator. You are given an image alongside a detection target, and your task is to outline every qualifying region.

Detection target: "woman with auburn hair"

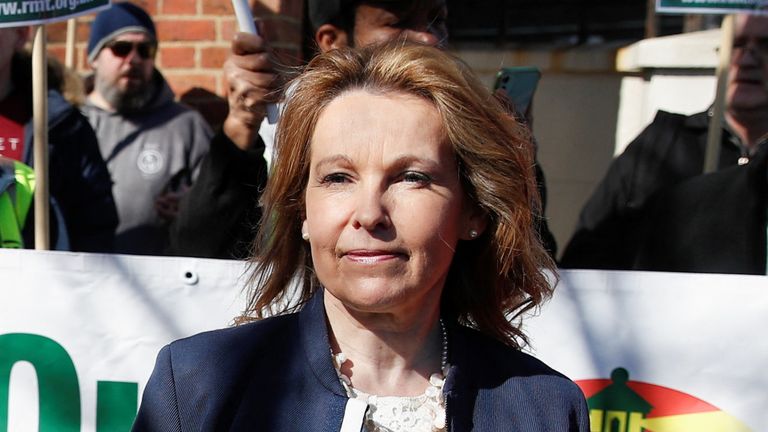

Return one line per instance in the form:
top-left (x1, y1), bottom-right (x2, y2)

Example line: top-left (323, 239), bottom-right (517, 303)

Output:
top-left (133, 42), bottom-right (589, 431)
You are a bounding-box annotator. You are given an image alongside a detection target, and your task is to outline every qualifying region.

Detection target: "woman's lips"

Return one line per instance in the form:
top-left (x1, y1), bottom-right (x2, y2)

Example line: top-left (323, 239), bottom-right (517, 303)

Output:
top-left (343, 250), bottom-right (405, 264)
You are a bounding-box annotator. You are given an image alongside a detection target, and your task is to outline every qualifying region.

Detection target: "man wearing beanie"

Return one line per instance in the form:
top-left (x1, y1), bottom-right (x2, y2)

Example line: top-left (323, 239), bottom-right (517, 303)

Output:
top-left (83, 1), bottom-right (211, 256)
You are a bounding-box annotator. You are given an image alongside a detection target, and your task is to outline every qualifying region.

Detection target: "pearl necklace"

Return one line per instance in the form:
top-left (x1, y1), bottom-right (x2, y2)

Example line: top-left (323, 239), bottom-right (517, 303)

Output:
top-left (331, 319), bottom-right (448, 431)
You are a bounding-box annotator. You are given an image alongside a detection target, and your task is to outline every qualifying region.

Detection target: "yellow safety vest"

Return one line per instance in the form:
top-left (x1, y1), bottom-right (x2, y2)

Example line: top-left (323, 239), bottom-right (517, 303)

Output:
top-left (0, 157), bottom-right (35, 248)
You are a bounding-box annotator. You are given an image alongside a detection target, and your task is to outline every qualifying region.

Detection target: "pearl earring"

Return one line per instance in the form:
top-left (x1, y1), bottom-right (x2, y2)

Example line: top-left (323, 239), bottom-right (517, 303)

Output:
top-left (302, 231), bottom-right (310, 241)
top-left (469, 229), bottom-right (478, 239)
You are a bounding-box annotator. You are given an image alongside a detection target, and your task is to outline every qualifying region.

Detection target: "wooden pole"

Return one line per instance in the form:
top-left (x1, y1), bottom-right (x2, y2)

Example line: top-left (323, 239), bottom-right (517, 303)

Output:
top-left (645, 0), bottom-right (658, 38)
top-left (65, 18), bottom-right (76, 69)
top-left (703, 14), bottom-right (735, 174)
top-left (32, 25), bottom-right (50, 250)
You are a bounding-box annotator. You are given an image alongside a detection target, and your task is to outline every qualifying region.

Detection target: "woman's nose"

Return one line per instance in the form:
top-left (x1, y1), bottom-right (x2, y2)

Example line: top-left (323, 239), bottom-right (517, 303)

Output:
top-left (351, 186), bottom-right (390, 231)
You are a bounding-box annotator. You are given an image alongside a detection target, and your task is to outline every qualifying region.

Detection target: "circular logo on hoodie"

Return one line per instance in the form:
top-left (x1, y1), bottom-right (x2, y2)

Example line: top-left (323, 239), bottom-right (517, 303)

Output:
top-left (137, 148), bottom-right (164, 176)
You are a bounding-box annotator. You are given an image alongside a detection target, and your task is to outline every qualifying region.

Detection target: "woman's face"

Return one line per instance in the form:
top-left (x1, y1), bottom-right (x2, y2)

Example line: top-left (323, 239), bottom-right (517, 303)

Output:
top-left (304, 89), bottom-right (477, 317)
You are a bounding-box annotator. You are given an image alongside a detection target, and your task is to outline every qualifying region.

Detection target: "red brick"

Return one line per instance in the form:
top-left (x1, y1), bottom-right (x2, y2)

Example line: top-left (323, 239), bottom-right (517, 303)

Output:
top-left (156, 19), bottom-right (216, 41)
top-left (76, 21), bottom-right (91, 43)
top-left (159, 46), bottom-right (196, 68)
top-left (162, 0), bottom-right (197, 15)
top-left (47, 21), bottom-right (68, 43)
top-left (200, 46), bottom-right (229, 68)
top-left (220, 18), bottom-right (238, 42)
top-left (165, 73), bottom-right (218, 97)
top-left (218, 74), bottom-right (228, 96)
top-left (129, 0), bottom-right (159, 15)
top-left (202, 0), bottom-right (232, 15)
top-left (48, 46), bottom-right (67, 65)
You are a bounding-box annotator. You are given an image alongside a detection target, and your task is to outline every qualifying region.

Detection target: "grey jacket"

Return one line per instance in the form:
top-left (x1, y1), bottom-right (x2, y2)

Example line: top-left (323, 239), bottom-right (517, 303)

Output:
top-left (84, 70), bottom-right (211, 255)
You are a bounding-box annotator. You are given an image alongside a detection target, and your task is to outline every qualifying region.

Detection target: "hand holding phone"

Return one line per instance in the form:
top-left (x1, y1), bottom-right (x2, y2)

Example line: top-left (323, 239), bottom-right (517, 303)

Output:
top-left (493, 67), bottom-right (541, 119)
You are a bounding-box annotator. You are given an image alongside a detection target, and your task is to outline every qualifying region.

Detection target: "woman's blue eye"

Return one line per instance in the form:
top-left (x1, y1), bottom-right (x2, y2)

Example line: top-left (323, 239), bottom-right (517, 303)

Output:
top-left (322, 173), bottom-right (349, 184)
top-left (403, 171), bottom-right (431, 184)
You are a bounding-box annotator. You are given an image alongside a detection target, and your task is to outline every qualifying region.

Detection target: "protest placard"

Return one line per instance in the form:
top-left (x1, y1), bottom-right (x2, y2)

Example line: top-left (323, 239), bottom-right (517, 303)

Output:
top-left (0, 0), bottom-right (109, 28)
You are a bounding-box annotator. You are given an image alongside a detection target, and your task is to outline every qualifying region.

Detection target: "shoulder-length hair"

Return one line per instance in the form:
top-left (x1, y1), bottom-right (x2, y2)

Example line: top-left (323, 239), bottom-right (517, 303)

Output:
top-left (242, 41), bottom-right (556, 348)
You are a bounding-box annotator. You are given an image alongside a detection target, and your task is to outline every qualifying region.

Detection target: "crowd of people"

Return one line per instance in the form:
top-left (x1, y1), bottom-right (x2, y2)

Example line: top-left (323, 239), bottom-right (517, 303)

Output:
top-left (561, 13), bottom-right (768, 275)
top-left (2, 2), bottom-right (763, 275)
top-left (1, 0), bottom-right (765, 430)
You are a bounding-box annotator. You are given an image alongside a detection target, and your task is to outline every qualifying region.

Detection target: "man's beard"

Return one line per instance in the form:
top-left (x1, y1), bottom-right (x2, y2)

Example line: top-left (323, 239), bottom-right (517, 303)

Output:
top-left (96, 70), bottom-right (156, 114)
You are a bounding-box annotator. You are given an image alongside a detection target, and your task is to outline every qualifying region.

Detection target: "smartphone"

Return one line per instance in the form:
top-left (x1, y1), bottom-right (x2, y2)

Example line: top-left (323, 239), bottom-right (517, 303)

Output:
top-left (493, 66), bottom-right (541, 115)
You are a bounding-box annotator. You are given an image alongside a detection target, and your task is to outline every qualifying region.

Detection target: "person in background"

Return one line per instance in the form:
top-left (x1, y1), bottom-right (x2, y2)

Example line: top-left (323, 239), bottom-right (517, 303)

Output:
top-left (0, 26), bottom-right (117, 251)
top-left (561, 13), bottom-right (768, 270)
top-left (84, 2), bottom-right (211, 255)
top-left (0, 156), bottom-right (34, 248)
top-left (170, 0), bottom-right (557, 259)
top-left (133, 42), bottom-right (589, 431)
top-left (632, 143), bottom-right (767, 275)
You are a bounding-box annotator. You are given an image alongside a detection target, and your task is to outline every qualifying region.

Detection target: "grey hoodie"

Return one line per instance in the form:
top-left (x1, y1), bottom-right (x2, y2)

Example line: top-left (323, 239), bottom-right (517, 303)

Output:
top-left (84, 70), bottom-right (211, 255)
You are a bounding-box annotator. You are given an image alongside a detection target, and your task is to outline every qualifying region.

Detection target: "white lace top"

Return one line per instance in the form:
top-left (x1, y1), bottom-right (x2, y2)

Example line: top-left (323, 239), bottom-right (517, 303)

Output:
top-left (345, 378), bottom-right (447, 432)
top-left (332, 352), bottom-right (447, 432)
top-left (331, 320), bottom-right (449, 431)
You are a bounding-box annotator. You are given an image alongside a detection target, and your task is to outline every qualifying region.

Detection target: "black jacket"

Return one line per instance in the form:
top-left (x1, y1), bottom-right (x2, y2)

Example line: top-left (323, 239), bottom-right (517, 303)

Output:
top-left (561, 110), bottom-right (752, 270)
top-left (632, 143), bottom-right (767, 274)
top-left (10, 57), bottom-right (119, 253)
top-left (168, 130), bottom-right (268, 259)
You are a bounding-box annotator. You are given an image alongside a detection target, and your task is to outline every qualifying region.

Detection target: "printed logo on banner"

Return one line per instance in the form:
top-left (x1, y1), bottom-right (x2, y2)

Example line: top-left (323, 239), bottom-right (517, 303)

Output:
top-left (0, 333), bottom-right (137, 430)
top-left (576, 368), bottom-right (751, 432)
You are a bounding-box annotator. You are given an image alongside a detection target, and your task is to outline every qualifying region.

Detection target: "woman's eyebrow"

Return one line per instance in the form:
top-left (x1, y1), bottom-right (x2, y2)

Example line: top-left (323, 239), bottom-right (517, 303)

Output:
top-left (387, 155), bottom-right (444, 173)
top-left (313, 155), bottom-right (354, 171)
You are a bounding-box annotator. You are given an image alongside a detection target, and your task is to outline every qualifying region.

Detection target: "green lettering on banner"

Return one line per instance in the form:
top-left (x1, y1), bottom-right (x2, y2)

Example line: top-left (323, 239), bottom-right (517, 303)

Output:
top-left (0, 333), bottom-right (80, 431)
top-left (96, 381), bottom-right (138, 432)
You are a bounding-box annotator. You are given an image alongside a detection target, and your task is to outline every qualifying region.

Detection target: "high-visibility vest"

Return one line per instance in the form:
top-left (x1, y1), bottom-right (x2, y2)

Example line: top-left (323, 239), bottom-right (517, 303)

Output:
top-left (0, 157), bottom-right (35, 248)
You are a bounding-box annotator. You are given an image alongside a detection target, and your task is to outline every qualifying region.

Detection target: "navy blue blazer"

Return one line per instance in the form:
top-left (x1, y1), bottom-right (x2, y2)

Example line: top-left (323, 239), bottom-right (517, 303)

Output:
top-left (133, 292), bottom-right (590, 431)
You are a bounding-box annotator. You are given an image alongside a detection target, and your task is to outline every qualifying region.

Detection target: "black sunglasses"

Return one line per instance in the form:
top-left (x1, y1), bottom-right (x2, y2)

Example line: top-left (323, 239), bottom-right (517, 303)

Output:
top-left (105, 40), bottom-right (157, 60)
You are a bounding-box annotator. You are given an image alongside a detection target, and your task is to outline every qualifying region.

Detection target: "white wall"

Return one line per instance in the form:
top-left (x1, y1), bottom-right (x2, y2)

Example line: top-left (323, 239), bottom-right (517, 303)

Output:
top-left (451, 29), bottom-right (721, 257)
top-left (614, 29), bottom-right (720, 154)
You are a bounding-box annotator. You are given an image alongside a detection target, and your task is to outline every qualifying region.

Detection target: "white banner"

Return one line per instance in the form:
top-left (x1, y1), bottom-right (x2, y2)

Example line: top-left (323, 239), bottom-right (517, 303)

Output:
top-left (526, 270), bottom-right (767, 432)
top-left (1, 250), bottom-right (766, 431)
top-left (0, 249), bottom-right (248, 431)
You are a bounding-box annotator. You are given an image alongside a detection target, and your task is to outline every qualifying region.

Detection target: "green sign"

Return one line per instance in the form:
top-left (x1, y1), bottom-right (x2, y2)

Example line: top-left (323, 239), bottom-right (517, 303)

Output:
top-left (0, 333), bottom-right (138, 431)
top-left (0, 0), bottom-right (110, 28)
top-left (657, 0), bottom-right (768, 14)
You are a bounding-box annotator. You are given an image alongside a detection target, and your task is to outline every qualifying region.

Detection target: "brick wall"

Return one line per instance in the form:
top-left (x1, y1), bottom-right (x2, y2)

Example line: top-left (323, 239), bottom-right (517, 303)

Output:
top-left (45, 0), bottom-right (304, 128)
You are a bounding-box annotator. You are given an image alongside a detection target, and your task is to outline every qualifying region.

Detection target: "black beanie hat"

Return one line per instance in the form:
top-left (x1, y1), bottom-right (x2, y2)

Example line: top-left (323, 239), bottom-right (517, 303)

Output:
top-left (87, 2), bottom-right (156, 63)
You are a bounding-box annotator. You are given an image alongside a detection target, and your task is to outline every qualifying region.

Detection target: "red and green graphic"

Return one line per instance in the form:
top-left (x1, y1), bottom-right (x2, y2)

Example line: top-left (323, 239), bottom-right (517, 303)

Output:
top-left (576, 368), bottom-right (751, 432)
